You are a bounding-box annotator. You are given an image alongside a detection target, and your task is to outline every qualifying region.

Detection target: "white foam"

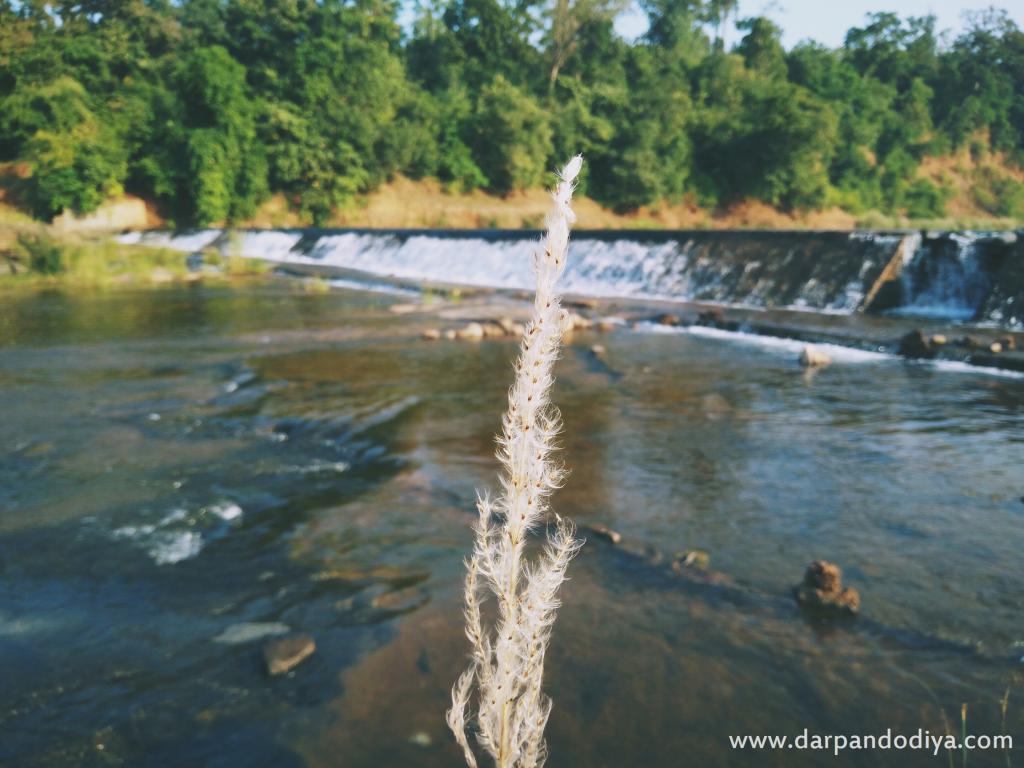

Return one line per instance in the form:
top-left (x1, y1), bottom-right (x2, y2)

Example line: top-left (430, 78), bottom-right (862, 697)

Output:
top-left (225, 230), bottom-right (302, 261)
top-left (327, 278), bottom-right (420, 297)
top-left (113, 524), bottom-right (156, 539)
top-left (928, 359), bottom-right (1024, 379)
top-left (639, 322), bottom-right (1024, 378)
top-left (118, 230), bottom-right (220, 252)
top-left (150, 531), bottom-right (203, 565)
top-left (125, 230), bottom-right (873, 312)
top-left (286, 460), bottom-right (350, 474)
top-left (213, 622), bottom-right (290, 645)
top-left (209, 502), bottom-right (243, 521)
top-left (661, 324), bottom-right (888, 363)
top-left (159, 508), bottom-right (188, 526)
top-left (111, 500), bottom-right (243, 565)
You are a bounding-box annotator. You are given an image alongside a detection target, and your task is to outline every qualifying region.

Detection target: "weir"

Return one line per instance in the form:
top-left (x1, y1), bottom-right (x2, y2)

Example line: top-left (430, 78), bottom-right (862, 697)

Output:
top-left (120, 228), bottom-right (1024, 328)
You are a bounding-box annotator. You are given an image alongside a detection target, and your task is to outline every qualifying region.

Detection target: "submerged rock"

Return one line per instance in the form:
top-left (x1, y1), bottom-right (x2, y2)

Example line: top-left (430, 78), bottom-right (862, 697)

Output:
top-left (263, 634), bottom-right (316, 675)
top-left (897, 329), bottom-right (936, 359)
top-left (799, 345), bottom-right (832, 368)
top-left (409, 731), bottom-right (432, 748)
top-left (583, 522), bottom-right (622, 545)
top-left (794, 560), bottom-right (860, 616)
top-left (697, 308), bottom-right (725, 327)
top-left (672, 550), bottom-right (710, 571)
top-left (420, 329), bottom-right (441, 341)
top-left (214, 622), bottom-right (290, 645)
top-left (370, 585), bottom-right (430, 613)
top-left (389, 303), bottom-right (419, 315)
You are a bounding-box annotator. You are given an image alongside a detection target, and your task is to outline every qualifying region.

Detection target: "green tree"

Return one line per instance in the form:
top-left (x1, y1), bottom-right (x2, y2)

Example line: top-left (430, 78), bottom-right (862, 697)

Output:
top-left (12, 77), bottom-right (127, 218)
top-left (177, 45), bottom-right (266, 224)
top-left (471, 75), bottom-right (553, 195)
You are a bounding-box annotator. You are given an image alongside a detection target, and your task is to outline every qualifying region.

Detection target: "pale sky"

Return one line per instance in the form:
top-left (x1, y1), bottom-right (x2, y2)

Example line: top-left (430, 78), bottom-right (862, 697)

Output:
top-left (614, 0), bottom-right (1024, 48)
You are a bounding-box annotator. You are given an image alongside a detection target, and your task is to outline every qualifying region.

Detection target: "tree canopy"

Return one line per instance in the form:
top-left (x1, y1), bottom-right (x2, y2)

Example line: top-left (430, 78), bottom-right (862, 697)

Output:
top-left (1, 0), bottom-right (1022, 224)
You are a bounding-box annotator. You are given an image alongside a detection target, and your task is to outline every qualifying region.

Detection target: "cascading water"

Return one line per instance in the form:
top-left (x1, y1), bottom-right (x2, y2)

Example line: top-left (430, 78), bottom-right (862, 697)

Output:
top-left (887, 232), bottom-right (1002, 321)
top-left (121, 229), bottom-right (906, 312)
top-left (118, 227), bottom-right (1022, 326)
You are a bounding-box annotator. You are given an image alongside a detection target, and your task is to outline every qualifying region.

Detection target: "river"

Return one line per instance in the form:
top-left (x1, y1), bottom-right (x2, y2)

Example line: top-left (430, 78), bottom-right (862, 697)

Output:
top-left (0, 275), bottom-right (1022, 767)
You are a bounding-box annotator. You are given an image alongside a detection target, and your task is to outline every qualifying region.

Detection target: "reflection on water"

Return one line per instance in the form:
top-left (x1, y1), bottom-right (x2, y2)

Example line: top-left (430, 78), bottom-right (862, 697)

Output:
top-left (0, 281), bottom-right (1021, 767)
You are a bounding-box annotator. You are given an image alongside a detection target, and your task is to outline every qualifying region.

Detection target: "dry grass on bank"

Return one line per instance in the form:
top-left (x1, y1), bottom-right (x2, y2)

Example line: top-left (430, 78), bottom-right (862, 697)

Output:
top-left (3, 155), bottom-right (1022, 234)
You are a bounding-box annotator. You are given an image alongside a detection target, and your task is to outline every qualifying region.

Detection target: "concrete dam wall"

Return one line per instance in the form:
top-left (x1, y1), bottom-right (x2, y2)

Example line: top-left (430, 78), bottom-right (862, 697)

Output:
top-left (120, 228), bottom-right (1024, 328)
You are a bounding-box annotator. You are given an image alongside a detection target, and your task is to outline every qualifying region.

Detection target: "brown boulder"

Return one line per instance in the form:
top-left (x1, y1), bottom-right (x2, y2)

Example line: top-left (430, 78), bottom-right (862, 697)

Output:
top-left (263, 634), bottom-right (316, 675)
top-left (697, 308), bottom-right (725, 327)
top-left (898, 329), bottom-right (936, 359)
top-left (794, 560), bottom-right (860, 616)
top-left (799, 345), bottom-right (832, 368)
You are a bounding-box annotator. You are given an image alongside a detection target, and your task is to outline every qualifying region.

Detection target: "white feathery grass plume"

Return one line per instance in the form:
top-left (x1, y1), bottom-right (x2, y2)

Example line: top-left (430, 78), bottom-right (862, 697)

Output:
top-left (447, 155), bottom-right (584, 768)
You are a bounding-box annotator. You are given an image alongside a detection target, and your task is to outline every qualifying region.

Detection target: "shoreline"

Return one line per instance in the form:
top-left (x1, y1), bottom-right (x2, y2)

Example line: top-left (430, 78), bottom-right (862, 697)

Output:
top-left (272, 260), bottom-right (1024, 377)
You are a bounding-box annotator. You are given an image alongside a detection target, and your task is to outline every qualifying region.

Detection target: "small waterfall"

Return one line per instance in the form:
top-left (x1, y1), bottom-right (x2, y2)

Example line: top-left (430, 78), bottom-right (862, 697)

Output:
top-left (123, 229), bottom-right (904, 312)
top-left (888, 233), bottom-right (1003, 321)
top-left (118, 227), bottom-right (1021, 327)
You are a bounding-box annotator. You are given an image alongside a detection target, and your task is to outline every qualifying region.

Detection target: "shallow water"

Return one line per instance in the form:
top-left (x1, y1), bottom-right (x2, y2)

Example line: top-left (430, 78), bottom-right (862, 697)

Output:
top-left (0, 281), bottom-right (1021, 767)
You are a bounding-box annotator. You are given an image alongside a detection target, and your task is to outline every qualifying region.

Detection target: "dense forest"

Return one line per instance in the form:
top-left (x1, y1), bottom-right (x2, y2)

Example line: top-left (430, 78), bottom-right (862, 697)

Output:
top-left (1, 0), bottom-right (1023, 226)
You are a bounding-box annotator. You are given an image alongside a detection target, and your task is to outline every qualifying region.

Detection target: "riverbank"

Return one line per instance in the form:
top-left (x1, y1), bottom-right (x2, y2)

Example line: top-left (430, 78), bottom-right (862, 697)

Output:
top-left (0, 228), bottom-right (272, 287)
top-left (3, 154), bottom-right (1023, 234)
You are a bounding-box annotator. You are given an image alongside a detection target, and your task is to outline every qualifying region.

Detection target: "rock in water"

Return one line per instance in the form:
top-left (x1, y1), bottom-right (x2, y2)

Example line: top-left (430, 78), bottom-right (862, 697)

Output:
top-left (420, 329), bottom-right (441, 341)
top-left (697, 308), bottom-right (725, 327)
top-left (455, 322), bottom-right (485, 341)
top-left (673, 550), bottom-right (710, 571)
top-left (263, 634), bottom-right (316, 675)
top-left (799, 345), bottom-right (832, 368)
top-left (794, 560), bottom-right (860, 616)
top-left (898, 329), bottom-right (936, 359)
top-left (583, 522), bottom-right (622, 545)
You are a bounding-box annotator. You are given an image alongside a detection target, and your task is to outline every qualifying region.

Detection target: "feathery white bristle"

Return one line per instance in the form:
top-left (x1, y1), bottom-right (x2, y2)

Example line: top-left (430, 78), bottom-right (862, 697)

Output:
top-left (447, 156), bottom-right (584, 768)
top-left (560, 155), bottom-right (583, 183)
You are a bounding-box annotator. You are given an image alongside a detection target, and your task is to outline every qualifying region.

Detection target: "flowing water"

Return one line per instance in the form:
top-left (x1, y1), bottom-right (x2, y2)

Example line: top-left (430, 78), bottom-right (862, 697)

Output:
top-left (120, 227), bottom-right (1024, 325)
top-left (1, 279), bottom-right (1022, 767)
